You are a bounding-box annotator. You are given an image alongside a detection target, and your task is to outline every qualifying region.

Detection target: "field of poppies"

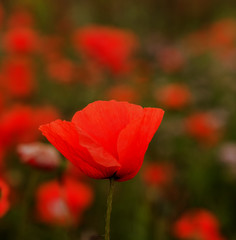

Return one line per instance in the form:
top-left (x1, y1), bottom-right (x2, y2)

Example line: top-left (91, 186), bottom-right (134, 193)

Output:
top-left (1, 1), bottom-right (236, 240)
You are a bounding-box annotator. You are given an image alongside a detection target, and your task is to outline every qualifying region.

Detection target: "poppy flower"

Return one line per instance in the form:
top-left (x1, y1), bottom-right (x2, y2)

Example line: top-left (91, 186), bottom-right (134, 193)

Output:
top-left (208, 19), bottom-right (236, 51)
top-left (73, 26), bottom-right (138, 74)
top-left (17, 142), bottom-right (61, 170)
top-left (142, 162), bottom-right (173, 187)
top-left (0, 105), bottom-right (60, 149)
top-left (185, 112), bottom-right (223, 145)
top-left (35, 178), bottom-right (93, 226)
top-left (173, 209), bottom-right (225, 240)
top-left (40, 100), bottom-right (164, 182)
top-left (185, 18), bottom-right (236, 57)
top-left (155, 83), bottom-right (192, 110)
top-left (1, 57), bottom-right (35, 98)
top-left (2, 27), bottom-right (39, 54)
top-left (0, 179), bottom-right (10, 218)
top-left (0, 105), bottom-right (34, 148)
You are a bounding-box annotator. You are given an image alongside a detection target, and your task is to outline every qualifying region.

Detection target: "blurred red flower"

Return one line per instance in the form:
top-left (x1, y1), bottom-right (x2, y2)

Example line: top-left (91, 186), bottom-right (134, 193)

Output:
top-left (3, 27), bottom-right (39, 54)
top-left (0, 106), bottom-right (34, 148)
top-left (0, 179), bottom-right (10, 218)
top-left (17, 142), bottom-right (61, 170)
top-left (157, 47), bottom-right (185, 73)
top-left (1, 57), bottom-right (35, 98)
top-left (36, 178), bottom-right (93, 226)
top-left (155, 83), bottom-right (191, 110)
top-left (208, 19), bottom-right (236, 51)
top-left (0, 105), bottom-right (60, 149)
top-left (186, 18), bottom-right (236, 57)
top-left (40, 100), bottom-right (164, 181)
top-left (173, 210), bottom-right (225, 240)
top-left (185, 112), bottom-right (223, 145)
top-left (73, 26), bottom-right (138, 74)
top-left (106, 85), bottom-right (138, 103)
top-left (142, 162), bottom-right (173, 187)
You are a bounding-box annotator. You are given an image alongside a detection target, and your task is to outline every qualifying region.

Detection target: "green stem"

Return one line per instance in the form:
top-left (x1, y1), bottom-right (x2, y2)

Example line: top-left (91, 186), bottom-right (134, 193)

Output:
top-left (105, 178), bottom-right (115, 240)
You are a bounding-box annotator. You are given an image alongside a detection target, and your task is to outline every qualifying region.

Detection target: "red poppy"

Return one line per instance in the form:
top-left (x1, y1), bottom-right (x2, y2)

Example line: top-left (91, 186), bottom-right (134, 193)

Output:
top-left (173, 209), bottom-right (225, 240)
top-left (73, 26), bottom-right (138, 74)
top-left (40, 100), bottom-right (164, 181)
top-left (208, 19), bottom-right (236, 51)
top-left (36, 178), bottom-right (93, 226)
top-left (0, 105), bottom-right (34, 148)
top-left (142, 162), bottom-right (173, 187)
top-left (0, 105), bottom-right (60, 149)
top-left (185, 18), bottom-right (236, 57)
top-left (1, 57), bottom-right (35, 98)
top-left (17, 142), bottom-right (61, 170)
top-left (0, 179), bottom-right (10, 218)
top-left (155, 84), bottom-right (191, 110)
top-left (185, 112), bottom-right (223, 145)
top-left (3, 27), bottom-right (39, 54)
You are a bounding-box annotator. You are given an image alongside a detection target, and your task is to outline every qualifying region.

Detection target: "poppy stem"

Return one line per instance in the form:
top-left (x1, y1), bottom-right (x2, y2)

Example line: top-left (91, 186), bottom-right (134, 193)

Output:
top-left (105, 178), bottom-right (115, 240)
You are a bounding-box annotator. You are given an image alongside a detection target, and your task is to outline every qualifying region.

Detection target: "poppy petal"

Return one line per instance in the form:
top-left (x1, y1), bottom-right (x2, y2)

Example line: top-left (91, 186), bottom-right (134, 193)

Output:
top-left (116, 108), bottom-right (164, 181)
top-left (72, 100), bottom-right (143, 159)
top-left (39, 120), bottom-right (120, 179)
